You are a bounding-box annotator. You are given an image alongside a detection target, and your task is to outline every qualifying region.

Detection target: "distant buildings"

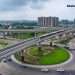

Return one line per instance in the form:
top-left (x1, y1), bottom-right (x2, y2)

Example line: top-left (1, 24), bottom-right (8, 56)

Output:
top-left (38, 16), bottom-right (59, 27)
top-left (74, 19), bottom-right (75, 24)
top-left (0, 18), bottom-right (75, 29)
top-left (59, 20), bottom-right (74, 27)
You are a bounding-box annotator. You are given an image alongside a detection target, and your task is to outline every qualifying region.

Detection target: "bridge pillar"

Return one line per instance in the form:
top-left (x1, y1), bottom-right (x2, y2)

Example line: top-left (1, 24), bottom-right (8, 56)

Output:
top-left (49, 39), bottom-right (55, 47)
top-left (13, 32), bottom-right (16, 38)
top-left (21, 32), bottom-right (24, 39)
top-left (18, 32), bottom-right (21, 39)
top-left (69, 32), bottom-right (73, 38)
top-left (70, 32), bottom-right (75, 37)
top-left (57, 33), bottom-right (68, 41)
top-left (38, 45), bottom-right (43, 56)
top-left (55, 35), bottom-right (60, 40)
top-left (3, 32), bottom-right (6, 39)
top-left (7, 31), bottom-right (10, 36)
top-left (36, 37), bottom-right (43, 56)
top-left (49, 41), bottom-right (53, 47)
top-left (34, 32), bottom-right (37, 38)
top-left (66, 32), bottom-right (73, 39)
top-left (20, 50), bottom-right (24, 62)
top-left (61, 34), bottom-right (67, 40)
top-left (54, 35), bottom-right (63, 42)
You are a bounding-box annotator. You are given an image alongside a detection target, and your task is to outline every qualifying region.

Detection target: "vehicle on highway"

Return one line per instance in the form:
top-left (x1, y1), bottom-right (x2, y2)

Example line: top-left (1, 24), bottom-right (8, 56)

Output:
top-left (7, 58), bottom-right (12, 62)
top-left (2, 59), bottom-right (7, 63)
top-left (56, 68), bottom-right (64, 72)
top-left (41, 68), bottom-right (49, 72)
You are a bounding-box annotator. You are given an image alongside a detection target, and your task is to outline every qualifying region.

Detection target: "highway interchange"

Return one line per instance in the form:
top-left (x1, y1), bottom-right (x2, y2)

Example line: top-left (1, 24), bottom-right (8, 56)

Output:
top-left (0, 29), bottom-right (66, 60)
top-left (0, 39), bottom-right (75, 75)
top-left (0, 28), bottom-right (74, 60)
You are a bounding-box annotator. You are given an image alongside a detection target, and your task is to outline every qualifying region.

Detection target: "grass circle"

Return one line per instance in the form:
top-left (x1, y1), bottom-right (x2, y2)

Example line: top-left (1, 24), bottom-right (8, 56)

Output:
top-left (15, 46), bottom-right (70, 65)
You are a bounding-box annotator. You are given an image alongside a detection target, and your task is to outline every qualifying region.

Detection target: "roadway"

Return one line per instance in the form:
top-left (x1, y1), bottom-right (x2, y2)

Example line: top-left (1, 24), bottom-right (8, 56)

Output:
top-left (0, 27), bottom-right (73, 32)
top-left (0, 29), bottom-right (65, 60)
top-left (0, 39), bottom-right (75, 75)
top-left (0, 27), bottom-right (63, 32)
top-left (0, 28), bottom-right (75, 60)
top-left (0, 62), bottom-right (75, 75)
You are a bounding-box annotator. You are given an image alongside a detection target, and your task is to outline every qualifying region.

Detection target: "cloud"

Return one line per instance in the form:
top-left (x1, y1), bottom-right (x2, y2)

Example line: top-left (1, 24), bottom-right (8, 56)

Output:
top-left (30, 0), bottom-right (49, 9)
top-left (0, 0), bottom-right (28, 11)
top-left (0, 0), bottom-right (74, 20)
top-left (0, 0), bottom-right (49, 11)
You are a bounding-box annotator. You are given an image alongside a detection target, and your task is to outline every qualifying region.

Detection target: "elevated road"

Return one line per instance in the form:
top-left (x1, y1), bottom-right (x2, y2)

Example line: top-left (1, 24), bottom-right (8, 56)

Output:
top-left (0, 29), bottom-right (65, 60)
top-left (0, 27), bottom-right (75, 60)
top-left (0, 27), bottom-right (64, 32)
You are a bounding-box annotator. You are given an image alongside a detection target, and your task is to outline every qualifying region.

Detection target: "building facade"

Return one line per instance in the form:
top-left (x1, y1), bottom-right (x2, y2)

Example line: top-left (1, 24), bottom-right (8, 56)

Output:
top-left (38, 17), bottom-right (59, 27)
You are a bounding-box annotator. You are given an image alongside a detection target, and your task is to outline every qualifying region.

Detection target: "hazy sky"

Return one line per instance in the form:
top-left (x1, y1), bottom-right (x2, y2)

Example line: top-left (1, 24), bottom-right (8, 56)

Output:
top-left (0, 0), bottom-right (75, 20)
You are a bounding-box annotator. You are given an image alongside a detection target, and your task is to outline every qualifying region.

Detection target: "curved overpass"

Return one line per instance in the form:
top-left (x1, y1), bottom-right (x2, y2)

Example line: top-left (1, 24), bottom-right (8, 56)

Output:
top-left (0, 28), bottom-right (74, 60)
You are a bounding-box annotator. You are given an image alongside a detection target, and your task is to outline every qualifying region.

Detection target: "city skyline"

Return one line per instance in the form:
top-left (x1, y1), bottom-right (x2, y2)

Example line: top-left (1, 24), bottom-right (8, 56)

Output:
top-left (0, 0), bottom-right (75, 20)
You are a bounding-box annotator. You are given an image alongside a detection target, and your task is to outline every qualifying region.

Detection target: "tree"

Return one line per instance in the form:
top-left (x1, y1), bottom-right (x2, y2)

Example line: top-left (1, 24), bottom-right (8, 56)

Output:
top-left (50, 42), bottom-right (53, 47)
top-left (38, 46), bottom-right (43, 57)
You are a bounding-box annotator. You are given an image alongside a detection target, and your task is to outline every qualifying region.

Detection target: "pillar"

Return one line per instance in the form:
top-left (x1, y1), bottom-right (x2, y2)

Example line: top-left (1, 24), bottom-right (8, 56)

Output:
top-left (36, 37), bottom-right (43, 56)
top-left (55, 35), bottom-right (59, 40)
top-left (3, 32), bottom-right (6, 39)
top-left (61, 34), bottom-right (67, 40)
top-left (49, 41), bottom-right (53, 47)
top-left (20, 50), bottom-right (24, 62)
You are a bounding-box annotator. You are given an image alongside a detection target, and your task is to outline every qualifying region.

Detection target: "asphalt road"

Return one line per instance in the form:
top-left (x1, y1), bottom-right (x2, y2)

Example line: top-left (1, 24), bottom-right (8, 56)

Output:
top-left (0, 39), bottom-right (75, 75)
top-left (0, 61), bottom-right (75, 75)
top-left (0, 52), bottom-right (75, 75)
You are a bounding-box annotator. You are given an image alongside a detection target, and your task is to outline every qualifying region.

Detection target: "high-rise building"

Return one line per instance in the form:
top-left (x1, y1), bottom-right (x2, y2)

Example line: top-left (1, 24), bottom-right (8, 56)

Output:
top-left (38, 16), bottom-right (59, 27)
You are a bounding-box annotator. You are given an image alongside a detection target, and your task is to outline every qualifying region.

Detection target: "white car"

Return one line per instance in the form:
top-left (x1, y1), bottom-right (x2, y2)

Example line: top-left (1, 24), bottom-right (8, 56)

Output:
top-left (41, 68), bottom-right (49, 72)
top-left (56, 68), bottom-right (64, 72)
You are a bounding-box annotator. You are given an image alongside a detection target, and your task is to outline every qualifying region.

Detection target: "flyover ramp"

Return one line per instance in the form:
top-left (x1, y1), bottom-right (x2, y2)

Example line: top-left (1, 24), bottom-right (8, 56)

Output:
top-left (0, 29), bottom-right (65, 60)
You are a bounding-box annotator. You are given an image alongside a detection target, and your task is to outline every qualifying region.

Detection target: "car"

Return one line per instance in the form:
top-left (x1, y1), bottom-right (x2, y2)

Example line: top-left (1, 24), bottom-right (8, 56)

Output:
top-left (56, 68), bottom-right (64, 72)
top-left (2, 59), bottom-right (7, 63)
top-left (7, 58), bottom-right (12, 62)
top-left (41, 68), bottom-right (49, 72)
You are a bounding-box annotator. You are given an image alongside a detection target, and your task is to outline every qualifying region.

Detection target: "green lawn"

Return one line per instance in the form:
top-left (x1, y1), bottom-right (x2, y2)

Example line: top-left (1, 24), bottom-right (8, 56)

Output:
top-left (0, 45), bottom-right (6, 49)
top-left (39, 47), bottom-right (70, 65)
top-left (12, 32), bottom-right (46, 39)
top-left (28, 46), bottom-right (39, 56)
top-left (0, 43), bottom-right (8, 53)
top-left (12, 32), bottom-right (33, 39)
top-left (0, 40), bottom-right (8, 52)
top-left (28, 47), bottom-right (70, 65)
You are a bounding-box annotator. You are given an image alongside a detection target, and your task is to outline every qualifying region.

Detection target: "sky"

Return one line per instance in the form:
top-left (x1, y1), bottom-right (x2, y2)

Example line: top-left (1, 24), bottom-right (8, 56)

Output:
top-left (0, 0), bottom-right (75, 20)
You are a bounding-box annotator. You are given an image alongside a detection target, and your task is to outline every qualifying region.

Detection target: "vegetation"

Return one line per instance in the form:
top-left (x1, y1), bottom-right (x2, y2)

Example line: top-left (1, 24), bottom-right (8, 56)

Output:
top-left (0, 40), bottom-right (8, 51)
top-left (12, 32), bottom-right (33, 39)
top-left (39, 47), bottom-right (70, 65)
top-left (10, 32), bottom-right (46, 39)
top-left (15, 46), bottom-right (70, 65)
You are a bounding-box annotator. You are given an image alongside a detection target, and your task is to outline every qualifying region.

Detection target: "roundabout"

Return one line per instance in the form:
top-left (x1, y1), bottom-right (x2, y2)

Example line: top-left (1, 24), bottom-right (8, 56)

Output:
top-left (11, 45), bottom-right (73, 69)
